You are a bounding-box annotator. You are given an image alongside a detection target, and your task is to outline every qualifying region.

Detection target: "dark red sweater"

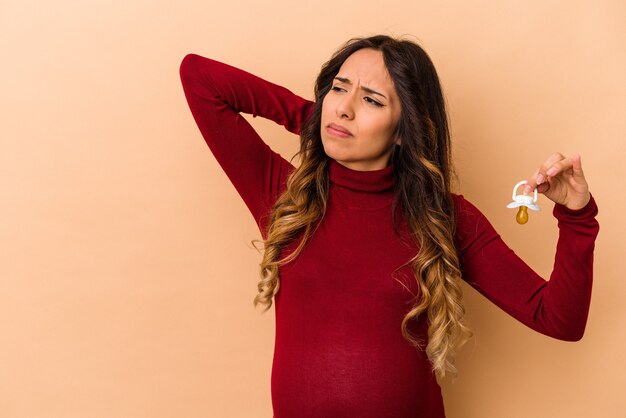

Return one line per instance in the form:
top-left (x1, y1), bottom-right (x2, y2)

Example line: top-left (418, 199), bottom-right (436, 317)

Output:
top-left (179, 53), bottom-right (600, 418)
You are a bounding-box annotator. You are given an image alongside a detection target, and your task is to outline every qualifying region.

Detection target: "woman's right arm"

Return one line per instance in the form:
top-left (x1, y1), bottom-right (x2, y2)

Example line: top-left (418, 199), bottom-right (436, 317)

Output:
top-left (179, 54), bottom-right (315, 231)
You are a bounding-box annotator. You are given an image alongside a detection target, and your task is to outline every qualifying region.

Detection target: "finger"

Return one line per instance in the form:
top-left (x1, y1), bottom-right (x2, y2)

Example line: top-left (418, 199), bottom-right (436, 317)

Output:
top-left (545, 156), bottom-right (573, 179)
top-left (524, 168), bottom-right (541, 193)
top-left (537, 152), bottom-right (566, 185)
top-left (537, 181), bottom-right (550, 194)
top-left (571, 153), bottom-right (586, 181)
top-left (524, 152), bottom-right (565, 193)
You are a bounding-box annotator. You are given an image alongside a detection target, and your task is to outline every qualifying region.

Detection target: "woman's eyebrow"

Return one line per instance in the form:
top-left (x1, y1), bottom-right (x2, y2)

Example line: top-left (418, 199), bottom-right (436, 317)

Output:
top-left (334, 77), bottom-right (387, 99)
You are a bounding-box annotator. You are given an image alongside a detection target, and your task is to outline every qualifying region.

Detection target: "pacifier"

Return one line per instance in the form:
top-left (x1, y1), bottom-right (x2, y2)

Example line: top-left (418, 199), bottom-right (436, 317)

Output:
top-left (506, 180), bottom-right (541, 224)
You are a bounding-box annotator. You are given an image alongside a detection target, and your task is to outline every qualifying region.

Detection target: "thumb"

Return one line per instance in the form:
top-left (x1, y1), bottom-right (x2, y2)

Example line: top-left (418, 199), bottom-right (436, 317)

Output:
top-left (571, 153), bottom-right (585, 180)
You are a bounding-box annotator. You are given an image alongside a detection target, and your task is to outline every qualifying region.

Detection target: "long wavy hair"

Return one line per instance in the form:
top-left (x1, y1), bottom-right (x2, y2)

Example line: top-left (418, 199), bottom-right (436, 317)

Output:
top-left (251, 34), bottom-right (472, 379)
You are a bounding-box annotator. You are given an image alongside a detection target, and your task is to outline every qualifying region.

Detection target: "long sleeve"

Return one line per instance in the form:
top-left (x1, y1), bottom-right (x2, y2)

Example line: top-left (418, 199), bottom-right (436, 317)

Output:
top-left (179, 54), bottom-right (315, 235)
top-left (453, 193), bottom-right (600, 341)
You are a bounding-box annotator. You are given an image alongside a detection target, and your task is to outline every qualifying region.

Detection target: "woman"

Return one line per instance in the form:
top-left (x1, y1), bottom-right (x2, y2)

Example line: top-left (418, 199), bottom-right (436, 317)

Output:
top-left (179, 34), bottom-right (599, 418)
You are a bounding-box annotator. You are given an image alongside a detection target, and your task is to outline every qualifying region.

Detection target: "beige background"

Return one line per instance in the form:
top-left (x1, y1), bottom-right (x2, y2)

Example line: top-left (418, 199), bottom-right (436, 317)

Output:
top-left (1, 0), bottom-right (624, 417)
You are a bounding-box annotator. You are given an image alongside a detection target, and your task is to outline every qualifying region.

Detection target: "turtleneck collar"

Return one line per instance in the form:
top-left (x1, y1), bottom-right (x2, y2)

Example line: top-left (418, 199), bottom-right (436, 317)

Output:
top-left (328, 158), bottom-right (394, 193)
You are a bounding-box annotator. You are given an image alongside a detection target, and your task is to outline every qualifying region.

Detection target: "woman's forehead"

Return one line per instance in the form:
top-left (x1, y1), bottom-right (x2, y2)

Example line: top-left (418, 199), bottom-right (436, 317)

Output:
top-left (337, 49), bottom-right (395, 96)
top-left (337, 48), bottom-right (392, 87)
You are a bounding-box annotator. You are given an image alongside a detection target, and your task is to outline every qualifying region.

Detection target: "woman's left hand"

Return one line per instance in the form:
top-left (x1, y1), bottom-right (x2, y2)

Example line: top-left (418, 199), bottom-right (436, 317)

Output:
top-left (523, 152), bottom-right (591, 211)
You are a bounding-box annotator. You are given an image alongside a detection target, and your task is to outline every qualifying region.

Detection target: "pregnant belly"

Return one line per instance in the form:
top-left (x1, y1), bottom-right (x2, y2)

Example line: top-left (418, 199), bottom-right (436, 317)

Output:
top-left (270, 329), bottom-right (445, 418)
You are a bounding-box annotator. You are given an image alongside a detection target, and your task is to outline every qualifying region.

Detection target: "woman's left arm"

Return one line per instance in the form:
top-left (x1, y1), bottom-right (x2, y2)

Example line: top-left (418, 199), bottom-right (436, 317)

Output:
top-left (454, 153), bottom-right (600, 341)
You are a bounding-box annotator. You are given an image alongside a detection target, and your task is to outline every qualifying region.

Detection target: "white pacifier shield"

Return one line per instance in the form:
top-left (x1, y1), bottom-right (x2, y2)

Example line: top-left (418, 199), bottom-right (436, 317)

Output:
top-left (506, 180), bottom-right (541, 211)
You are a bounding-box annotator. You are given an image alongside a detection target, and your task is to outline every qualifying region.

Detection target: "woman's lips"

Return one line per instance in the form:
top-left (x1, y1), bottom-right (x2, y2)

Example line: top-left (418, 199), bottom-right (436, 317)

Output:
top-left (327, 124), bottom-right (353, 138)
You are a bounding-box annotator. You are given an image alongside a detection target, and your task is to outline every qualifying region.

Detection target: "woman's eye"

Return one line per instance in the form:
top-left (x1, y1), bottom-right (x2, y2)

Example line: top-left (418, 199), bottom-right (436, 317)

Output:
top-left (365, 97), bottom-right (383, 107)
top-left (331, 86), bottom-right (383, 107)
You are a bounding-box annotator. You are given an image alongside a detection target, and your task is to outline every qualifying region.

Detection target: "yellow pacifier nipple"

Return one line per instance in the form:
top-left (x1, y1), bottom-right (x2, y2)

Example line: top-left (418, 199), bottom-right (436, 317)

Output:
top-left (516, 206), bottom-right (529, 224)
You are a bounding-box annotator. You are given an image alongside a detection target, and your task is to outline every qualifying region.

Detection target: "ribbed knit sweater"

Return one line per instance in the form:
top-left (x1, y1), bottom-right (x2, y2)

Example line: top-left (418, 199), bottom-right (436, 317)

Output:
top-left (179, 53), bottom-right (600, 418)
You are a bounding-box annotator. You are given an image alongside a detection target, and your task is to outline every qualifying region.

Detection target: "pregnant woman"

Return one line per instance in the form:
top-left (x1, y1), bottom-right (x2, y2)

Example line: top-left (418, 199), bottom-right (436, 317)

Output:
top-left (179, 34), bottom-right (599, 418)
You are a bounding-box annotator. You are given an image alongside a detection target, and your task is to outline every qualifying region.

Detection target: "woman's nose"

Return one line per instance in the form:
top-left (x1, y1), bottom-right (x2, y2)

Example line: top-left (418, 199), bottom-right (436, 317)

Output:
top-left (336, 91), bottom-right (355, 119)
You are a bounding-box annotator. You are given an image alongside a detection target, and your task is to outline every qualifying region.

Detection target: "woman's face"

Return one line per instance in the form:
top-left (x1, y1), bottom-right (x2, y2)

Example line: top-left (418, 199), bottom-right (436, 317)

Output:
top-left (320, 48), bottom-right (402, 171)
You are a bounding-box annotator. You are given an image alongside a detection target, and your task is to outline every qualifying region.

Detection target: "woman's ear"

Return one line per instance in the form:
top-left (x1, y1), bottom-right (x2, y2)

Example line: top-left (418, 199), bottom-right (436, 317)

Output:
top-left (395, 137), bottom-right (402, 146)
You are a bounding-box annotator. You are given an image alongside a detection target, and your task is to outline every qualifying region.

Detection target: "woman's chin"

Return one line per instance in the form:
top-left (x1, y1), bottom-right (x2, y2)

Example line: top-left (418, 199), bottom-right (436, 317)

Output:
top-left (321, 141), bottom-right (349, 161)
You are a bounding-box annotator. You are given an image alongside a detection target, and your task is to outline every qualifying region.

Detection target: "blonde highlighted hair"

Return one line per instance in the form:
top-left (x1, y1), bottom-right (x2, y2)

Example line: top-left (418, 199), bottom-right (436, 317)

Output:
top-left (252, 35), bottom-right (472, 379)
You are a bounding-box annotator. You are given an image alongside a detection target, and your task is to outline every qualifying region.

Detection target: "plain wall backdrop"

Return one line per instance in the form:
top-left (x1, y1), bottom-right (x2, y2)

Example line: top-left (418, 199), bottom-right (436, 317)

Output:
top-left (1, 0), bottom-right (624, 417)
